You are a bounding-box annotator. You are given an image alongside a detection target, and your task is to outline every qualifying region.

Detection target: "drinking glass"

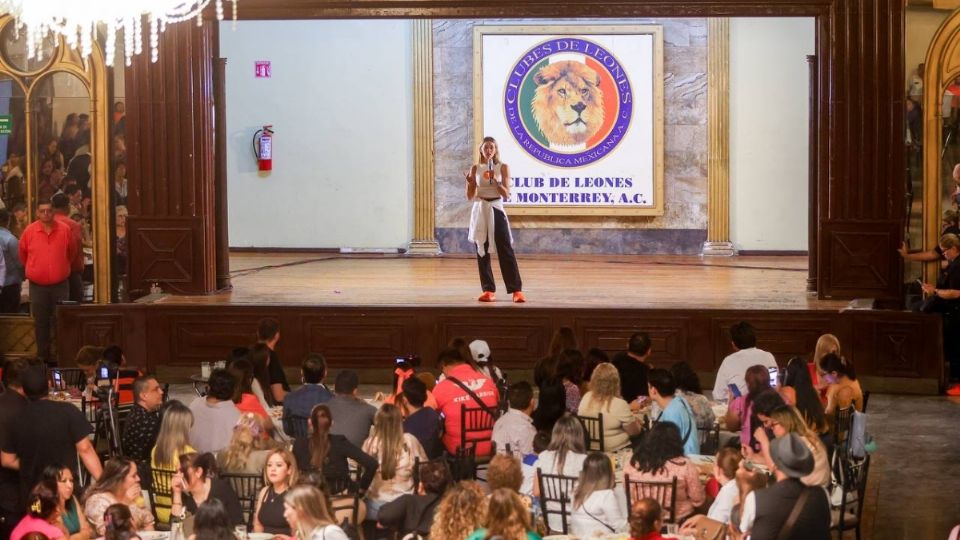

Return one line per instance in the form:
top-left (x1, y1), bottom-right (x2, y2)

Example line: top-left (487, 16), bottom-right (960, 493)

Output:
top-left (234, 525), bottom-right (247, 540)
top-left (201, 362), bottom-right (211, 379)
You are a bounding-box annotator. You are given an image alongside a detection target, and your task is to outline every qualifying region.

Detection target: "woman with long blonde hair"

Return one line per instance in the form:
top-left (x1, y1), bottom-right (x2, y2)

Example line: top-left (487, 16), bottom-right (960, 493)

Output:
top-left (218, 412), bottom-right (279, 474)
top-left (429, 481), bottom-right (486, 539)
top-left (467, 488), bottom-right (538, 540)
top-left (253, 449), bottom-right (299, 535)
top-left (576, 362), bottom-right (640, 451)
top-left (361, 404), bottom-right (426, 520)
top-left (150, 401), bottom-right (194, 524)
top-left (463, 136), bottom-right (525, 303)
top-left (758, 406), bottom-right (831, 487)
top-left (812, 334), bottom-right (841, 395)
top-left (282, 484), bottom-right (349, 540)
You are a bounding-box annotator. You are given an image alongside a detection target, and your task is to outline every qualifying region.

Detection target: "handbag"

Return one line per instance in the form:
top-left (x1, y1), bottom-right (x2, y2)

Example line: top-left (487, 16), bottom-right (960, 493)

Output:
top-left (691, 516), bottom-right (726, 540)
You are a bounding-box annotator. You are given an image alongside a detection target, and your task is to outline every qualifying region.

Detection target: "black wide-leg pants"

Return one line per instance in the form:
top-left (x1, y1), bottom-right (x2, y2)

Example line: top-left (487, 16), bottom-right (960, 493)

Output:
top-left (476, 208), bottom-right (522, 293)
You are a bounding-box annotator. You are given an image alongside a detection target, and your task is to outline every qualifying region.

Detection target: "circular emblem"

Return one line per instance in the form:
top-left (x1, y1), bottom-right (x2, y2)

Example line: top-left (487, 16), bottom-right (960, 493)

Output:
top-left (503, 37), bottom-right (633, 167)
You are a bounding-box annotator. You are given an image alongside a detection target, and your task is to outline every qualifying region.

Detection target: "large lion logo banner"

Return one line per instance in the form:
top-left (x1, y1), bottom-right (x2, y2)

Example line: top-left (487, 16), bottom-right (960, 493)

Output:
top-left (476, 27), bottom-right (663, 215)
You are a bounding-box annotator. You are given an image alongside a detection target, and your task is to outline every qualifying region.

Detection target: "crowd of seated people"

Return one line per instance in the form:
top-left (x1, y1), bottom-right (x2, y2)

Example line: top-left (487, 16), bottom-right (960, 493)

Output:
top-left (0, 319), bottom-right (876, 540)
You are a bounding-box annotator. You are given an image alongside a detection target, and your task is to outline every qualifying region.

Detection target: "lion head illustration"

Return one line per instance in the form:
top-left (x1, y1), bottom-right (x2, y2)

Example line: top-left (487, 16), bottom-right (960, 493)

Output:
top-left (531, 60), bottom-right (605, 147)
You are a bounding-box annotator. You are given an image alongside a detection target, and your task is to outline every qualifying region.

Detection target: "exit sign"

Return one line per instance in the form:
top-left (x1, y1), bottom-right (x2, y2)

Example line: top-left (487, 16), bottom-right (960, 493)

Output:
top-left (0, 115), bottom-right (11, 135)
top-left (254, 60), bottom-right (271, 78)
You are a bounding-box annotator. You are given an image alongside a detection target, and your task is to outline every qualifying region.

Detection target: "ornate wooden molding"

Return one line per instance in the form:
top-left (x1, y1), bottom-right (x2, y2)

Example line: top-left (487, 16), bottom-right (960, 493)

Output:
top-left (408, 20), bottom-right (441, 255)
top-left (703, 17), bottom-right (735, 256)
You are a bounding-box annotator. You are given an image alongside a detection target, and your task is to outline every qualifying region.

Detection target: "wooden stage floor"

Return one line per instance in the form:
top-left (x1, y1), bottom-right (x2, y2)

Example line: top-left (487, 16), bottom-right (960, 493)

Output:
top-left (154, 252), bottom-right (849, 311)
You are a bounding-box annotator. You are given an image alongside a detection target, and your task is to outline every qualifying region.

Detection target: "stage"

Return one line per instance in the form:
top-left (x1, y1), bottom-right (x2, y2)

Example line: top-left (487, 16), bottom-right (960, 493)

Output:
top-left (57, 253), bottom-right (944, 393)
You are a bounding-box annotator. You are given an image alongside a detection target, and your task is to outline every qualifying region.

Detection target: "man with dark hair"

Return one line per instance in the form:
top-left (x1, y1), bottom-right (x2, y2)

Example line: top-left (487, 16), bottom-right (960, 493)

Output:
top-left (433, 347), bottom-right (500, 456)
top-left (712, 321), bottom-right (778, 401)
top-left (326, 370), bottom-right (376, 448)
top-left (0, 208), bottom-right (23, 314)
top-left (491, 381), bottom-right (536, 456)
top-left (63, 185), bottom-right (83, 217)
top-left (19, 200), bottom-right (77, 362)
top-left (647, 368), bottom-right (699, 455)
top-left (0, 359), bottom-right (28, 538)
top-left (1, 364), bottom-right (102, 503)
top-left (188, 368), bottom-right (241, 453)
top-left (256, 318), bottom-right (290, 404)
top-left (399, 376), bottom-right (443, 459)
top-left (282, 353), bottom-right (333, 434)
top-left (377, 460), bottom-right (452, 537)
top-left (121, 375), bottom-right (164, 462)
top-left (50, 192), bottom-right (83, 303)
top-left (612, 332), bottom-right (653, 405)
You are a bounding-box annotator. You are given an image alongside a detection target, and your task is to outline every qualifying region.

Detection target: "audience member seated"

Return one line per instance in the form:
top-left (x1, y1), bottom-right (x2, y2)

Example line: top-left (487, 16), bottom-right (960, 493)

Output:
top-left (520, 432), bottom-right (549, 496)
top-left (1, 365), bottom-right (102, 505)
top-left (248, 344), bottom-right (280, 410)
top-left (292, 405), bottom-right (377, 498)
top-left (712, 322), bottom-right (778, 401)
top-left (0, 359), bottom-right (29, 540)
top-left (283, 484), bottom-right (350, 540)
top-left (150, 401), bottom-right (195, 524)
top-left (532, 378), bottom-right (566, 434)
top-left (582, 347), bottom-right (610, 387)
top-left (433, 348), bottom-right (500, 456)
top-left (467, 488), bottom-right (538, 540)
top-left (377, 460), bottom-right (451, 538)
top-left (470, 340), bottom-right (507, 399)
top-left (188, 369), bottom-right (241, 454)
top-left (190, 499), bottom-right (235, 540)
top-left (73, 346), bottom-right (103, 394)
top-left (680, 447), bottom-right (743, 531)
top-left (753, 406), bottom-right (830, 488)
top-left (623, 423), bottom-right (705, 523)
top-left (779, 357), bottom-right (828, 439)
top-left (383, 356), bottom-right (439, 412)
top-left (612, 332), bottom-right (653, 405)
top-left (556, 349), bottom-right (584, 413)
top-left (486, 454), bottom-right (527, 502)
top-left (170, 452), bottom-right (243, 527)
top-left (535, 327), bottom-right (578, 388)
top-left (428, 481), bottom-right (486, 539)
top-left (218, 413), bottom-right (279, 475)
top-left (227, 358), bottom-right (269, 419)
top-left (256, 318), bottom-right (290, 404)
top-left (10, 481), bottom-right (64, 540)
top-left (83, 458), bottom-right (154, 535)
top-left (578, 363), bottom-right (642, 451)
top-left (396, 376), bottom-right (443, 460)
top-left (533, 414), bottom-right (587, 531)
top-left (282, 353), bottom-right (333, 434)
top-left (818, 353), bottom-right (863, 433)
top-left (326, 370), bottom-right (377, 448)
top-left (253, 449), bottom-right (298, 535)
top-left (737, 433), bottom-right (830, 539)
top-left (811, 334), bottom-right (840, 401)
top-left (101, 503), bottom-right (139, 540)
top-left (570, 451), bottom-right (628, 536)
top-left (629, 498), bottom-right (664, 540)
top-left (492, 381), bottom-right (537, 456)
top-left (42, 465), bottom-right (93, 540)
top-left (362, 404), bottom-right (427, 521)
top-left (669, 362), bottom-right (715, 428)
top-left (121, 375), bottom-right (165, 463)
top-left (725, 365), bottom-right (774, 452)
top-left (647, 368), bottom-right (700, 455)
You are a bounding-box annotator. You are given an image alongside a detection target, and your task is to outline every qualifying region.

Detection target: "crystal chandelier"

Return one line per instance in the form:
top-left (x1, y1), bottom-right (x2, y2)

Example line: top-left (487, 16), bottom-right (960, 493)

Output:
top-left (0, 0), bottom-right (238, 66)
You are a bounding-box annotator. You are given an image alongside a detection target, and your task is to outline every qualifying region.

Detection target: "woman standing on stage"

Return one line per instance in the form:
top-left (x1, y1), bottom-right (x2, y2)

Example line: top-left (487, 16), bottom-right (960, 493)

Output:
top-left (465, 136), bottom-right (525, 303)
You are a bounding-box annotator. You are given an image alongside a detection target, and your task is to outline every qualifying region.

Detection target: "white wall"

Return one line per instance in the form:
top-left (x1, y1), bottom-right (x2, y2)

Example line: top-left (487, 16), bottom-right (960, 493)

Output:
top-left (220, 20), bottom-right (414, 249)
top-left (729, 18), bottom-right (815, 251)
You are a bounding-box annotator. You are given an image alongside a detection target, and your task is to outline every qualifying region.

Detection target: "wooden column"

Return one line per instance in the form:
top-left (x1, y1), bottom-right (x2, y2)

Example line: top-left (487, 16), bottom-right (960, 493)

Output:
top-left (124, 20), bottom-right (218, 296)
top-left (214, 57), bottom-right (231, 291)
top-left (407, 20), bottom-right (442, 255)
top-left (702, 18), bottom-right (736, 256)
top-left (807, 55), bottom-right (818, 292)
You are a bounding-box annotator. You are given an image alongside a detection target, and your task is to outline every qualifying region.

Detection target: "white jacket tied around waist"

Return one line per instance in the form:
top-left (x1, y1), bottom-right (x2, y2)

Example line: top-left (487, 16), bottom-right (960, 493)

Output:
top-left (468, 197), bottom-right (514, 256)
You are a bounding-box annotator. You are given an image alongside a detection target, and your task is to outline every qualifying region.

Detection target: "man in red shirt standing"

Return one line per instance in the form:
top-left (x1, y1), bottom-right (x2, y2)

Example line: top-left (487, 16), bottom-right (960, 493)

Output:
top-left (433, 348), bottom-right (500, 456)
top-left (19, 200), bottom-right (77, 363)
top-left (51, 193), bottom-right (84, 302)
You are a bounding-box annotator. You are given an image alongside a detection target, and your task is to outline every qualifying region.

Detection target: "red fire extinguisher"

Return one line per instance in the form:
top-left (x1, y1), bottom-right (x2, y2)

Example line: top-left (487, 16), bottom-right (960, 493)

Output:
top-left (253, 125), bottom-right (274, 171)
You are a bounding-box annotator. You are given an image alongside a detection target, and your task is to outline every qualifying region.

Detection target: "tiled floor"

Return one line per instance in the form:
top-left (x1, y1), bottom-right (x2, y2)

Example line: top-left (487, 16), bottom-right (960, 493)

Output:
top-left (168, 386), bottom-right (960, 539)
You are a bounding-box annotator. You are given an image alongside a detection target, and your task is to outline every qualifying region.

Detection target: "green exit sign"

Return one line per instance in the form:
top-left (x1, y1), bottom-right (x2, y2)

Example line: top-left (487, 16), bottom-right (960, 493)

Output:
top-left (0, 115), bottom-right (11, 135)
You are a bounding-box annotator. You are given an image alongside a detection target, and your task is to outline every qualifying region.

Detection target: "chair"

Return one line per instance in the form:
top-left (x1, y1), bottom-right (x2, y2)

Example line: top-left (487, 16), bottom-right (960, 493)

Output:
top-left (446, 445), bottom-right (478, 481)
top-left (284, 414), bottom-right (310, 439)
top-left (576, 413), bottom-right (605, 452)
top-left (624, 475), bottom-right (678, 524)
top-left (326, 465), bottom-right (365, 526)
top-left (860, 391), bottom-right (870, 413)
top-left (222, 472), bottom-right (264, 527)
top-left (537, 469), bottom-right (578, 534)
top-left (832, 405), bottom-right (856, 458)
top-left (50, 367), bottom-right (87, 392)
top-left (697, 422), bottom-right (720, 455)
top-left (459, 403), bottom-right (496, 454)
top-left (148, 467), bottom-right (177, 528)
top-left (831, 455), bottom-right (871, 540)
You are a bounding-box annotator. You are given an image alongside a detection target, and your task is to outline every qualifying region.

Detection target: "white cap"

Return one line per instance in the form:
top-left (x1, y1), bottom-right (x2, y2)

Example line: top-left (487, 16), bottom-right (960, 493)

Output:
top-left (469, 340), bottom-right (491, 363)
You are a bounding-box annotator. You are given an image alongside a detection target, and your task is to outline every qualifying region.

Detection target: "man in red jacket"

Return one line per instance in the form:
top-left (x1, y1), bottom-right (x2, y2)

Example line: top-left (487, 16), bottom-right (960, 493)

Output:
top-left (19, 200), bottom-right (77, 363)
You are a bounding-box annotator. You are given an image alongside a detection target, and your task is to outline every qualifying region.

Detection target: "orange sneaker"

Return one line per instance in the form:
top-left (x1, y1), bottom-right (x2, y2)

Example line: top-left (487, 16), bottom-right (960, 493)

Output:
top-left (947, 383), bottom-right (960, 396)
top-left (512, 291), bottom-right (526, 303)
top-left (478, 291), bottom-right (496, 302)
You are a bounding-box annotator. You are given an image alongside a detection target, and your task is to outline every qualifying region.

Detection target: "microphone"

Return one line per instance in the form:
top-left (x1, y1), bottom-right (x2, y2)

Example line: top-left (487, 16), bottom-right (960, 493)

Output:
top-left (487, 159), bottom-right (495, 183)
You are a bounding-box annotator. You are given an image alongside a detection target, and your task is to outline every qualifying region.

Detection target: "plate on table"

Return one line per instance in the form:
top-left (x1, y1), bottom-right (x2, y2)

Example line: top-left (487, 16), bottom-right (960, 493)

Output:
top-left (248, 533), bottom-right (276, 540)
top-left (137, 532), bottom-right (169, 540)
